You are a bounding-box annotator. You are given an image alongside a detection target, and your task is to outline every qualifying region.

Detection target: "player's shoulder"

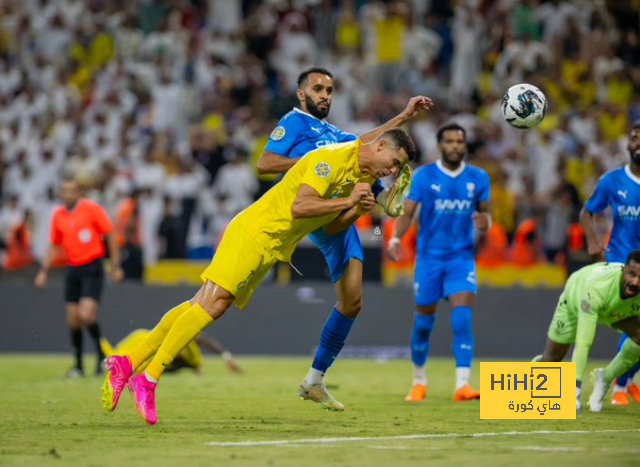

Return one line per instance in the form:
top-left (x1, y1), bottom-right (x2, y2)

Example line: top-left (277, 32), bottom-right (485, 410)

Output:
top-left (413, 162), bottom-right (437, 178)
top-left (597, 166), bottom-right (626, 185)
top-left (80, 198), bottom-right (106, 214)
top-left (464, 163), bottom-right (490, 179)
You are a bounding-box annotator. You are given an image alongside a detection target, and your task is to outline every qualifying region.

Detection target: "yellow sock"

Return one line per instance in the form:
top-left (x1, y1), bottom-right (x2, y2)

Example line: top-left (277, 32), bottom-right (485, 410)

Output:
top-left (127, 301), bottom-right (191, 369)
top-left (145, 303), bottom-right (213, 381)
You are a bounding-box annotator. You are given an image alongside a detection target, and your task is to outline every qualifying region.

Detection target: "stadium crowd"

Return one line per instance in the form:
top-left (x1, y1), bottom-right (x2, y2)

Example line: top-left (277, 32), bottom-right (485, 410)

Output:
top-left (0, 0), bottom-right (638, 272)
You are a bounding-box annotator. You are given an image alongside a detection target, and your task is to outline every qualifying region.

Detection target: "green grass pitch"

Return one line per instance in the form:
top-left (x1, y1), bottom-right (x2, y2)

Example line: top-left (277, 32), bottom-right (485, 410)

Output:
top-left (1, 354), bottom-right (638, 467)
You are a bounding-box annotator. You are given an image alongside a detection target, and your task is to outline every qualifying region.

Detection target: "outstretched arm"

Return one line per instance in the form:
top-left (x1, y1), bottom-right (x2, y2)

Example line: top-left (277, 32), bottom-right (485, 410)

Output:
top-left (359, 96), bottom-right (433, 144)
top-left (579, 207), bottom-right (608, 261)
top-left (195, 335), bottom-right (243, 374)
top-left (387, 199), bottom-right (419, 261)
top-left (256, 151), bottom-right (301, 175)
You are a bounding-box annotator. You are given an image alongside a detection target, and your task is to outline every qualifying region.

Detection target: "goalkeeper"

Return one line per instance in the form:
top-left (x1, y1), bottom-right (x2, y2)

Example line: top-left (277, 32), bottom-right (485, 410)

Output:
top-left (256, 67), bottom-right (431, 411)
top-left (533, 251), bottom-right (640, 412)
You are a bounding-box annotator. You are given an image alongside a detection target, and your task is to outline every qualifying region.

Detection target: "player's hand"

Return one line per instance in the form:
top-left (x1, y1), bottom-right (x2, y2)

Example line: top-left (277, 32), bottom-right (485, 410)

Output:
top-left (226, 358), bottom-right (243, 374)
top-left (35, 269), bottom-right (48, 288)
top-left (472, 211), bottom-right (491, 231)
top-left (387, 237), bottom-right (403, 262)
top-left (355, 193), bottom-right (376, 215)
top-left (587, 242), bottom-right (609, 262)
top-left (111, 266), bottom-right (124, 283)
top-left (401, 96), bottom-right (434, 120)
top-left (349, 183), bottom-right (373, 207)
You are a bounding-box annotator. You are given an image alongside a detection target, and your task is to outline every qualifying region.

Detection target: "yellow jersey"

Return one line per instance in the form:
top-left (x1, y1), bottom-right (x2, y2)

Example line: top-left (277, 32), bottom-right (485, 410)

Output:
top-left (237, 140), bottom-right (374, 262)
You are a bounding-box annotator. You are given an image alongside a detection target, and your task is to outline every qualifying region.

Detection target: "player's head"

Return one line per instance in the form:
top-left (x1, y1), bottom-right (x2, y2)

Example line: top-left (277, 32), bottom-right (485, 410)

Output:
top-left (59, 178), bottom-right (81, 209)
top-left (369, 129), bottom-right (417, 178)
top-left (437, 123), bottom-right (467, 166)
top-left (296, 67), bottom-right (333, 119)
top-left (622, 250), bottom-right (640, 299)
top-left (628, 121), bottom-right (640, 166)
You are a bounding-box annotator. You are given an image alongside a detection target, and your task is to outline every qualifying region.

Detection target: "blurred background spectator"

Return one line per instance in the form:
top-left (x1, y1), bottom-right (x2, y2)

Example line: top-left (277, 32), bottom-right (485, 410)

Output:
top-left (1, 0), bottom-right (638, 274)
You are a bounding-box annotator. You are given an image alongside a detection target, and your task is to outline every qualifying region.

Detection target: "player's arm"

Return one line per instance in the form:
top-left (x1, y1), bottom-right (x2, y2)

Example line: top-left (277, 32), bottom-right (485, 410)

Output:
top-left (324, 192), bottom-right (376, 235)
top-left (34, 243), bottom-right (58, 288)
top-left (387, 198), bottom-right (419, 261)
top-left (579, 207), bottom-right (608, 261)
top-left (104, 231), bottom-right (123, 282)
top-left (194, 335), bottom-right (243, 374)
top-left (256, 151), bottom-right (301, 175)
top-left (472, 200), bottom-right (492, 232)
top-left (291, 183), bottom-right (372, 219)
top-left (571, 289), bottom-right (602, 382)
top-left (358, 96), bottom-right (433, 144)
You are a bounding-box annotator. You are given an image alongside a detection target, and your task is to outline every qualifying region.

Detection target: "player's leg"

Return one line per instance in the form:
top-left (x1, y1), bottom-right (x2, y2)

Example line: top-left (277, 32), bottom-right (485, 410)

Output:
top-left (611, 333), bottom-right (640, 404)
top-left (443, 257), bottom-right (479, 401)
top-left (301, 227), bottom-right (362, 411)
top-left (590, 316), bottom-right (640, 412)
top-left (406, 257), bottom-right (443, 402)
top-left (65, 302), bottom-right (84, 377)
top-left (77, 259), bottom-right (106, 375)
top-left (125, 280), bottom-right (232, 425)
top-left (64, 265), bottom-right (84, 377)
top-left (125, 220), bottom-right (273, 424)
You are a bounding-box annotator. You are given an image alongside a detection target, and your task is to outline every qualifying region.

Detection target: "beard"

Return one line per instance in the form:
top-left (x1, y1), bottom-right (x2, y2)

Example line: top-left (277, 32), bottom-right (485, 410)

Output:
top-left (630, 147), bottom-right (640, 166)
top-left (304, 93), bottom-right (330, 119)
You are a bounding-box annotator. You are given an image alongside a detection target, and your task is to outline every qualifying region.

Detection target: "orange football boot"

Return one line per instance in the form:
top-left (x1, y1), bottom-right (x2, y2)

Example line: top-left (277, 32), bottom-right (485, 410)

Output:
top-left (453, 384), bottom-right (480, 401)
top-left (627, 384), bottom-right (640, 403)
top-left (611, 390), bottom-right (630, 406)
top-left (405, 384), bottom-right (427, 402)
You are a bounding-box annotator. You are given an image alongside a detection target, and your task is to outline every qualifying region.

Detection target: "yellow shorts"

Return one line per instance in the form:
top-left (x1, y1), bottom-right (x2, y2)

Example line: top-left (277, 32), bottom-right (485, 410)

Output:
top-left (200, 219), bottom-right (278, 310)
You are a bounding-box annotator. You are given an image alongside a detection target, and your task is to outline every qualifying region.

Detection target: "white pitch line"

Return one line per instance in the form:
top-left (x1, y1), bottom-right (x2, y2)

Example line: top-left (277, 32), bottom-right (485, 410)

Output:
top-left (207, 428), bottom-right (640, 447)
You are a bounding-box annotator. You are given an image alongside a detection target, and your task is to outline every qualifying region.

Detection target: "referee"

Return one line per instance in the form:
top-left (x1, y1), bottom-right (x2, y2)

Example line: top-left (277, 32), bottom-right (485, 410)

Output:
top-left (35, 179), bottom-right (123, 377)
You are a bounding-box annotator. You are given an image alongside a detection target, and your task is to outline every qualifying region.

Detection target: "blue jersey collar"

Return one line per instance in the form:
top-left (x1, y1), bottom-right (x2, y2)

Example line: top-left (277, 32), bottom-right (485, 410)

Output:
top-left (436, 159), bottom-right (466, 178)
top-left (625, 165), bottom-right (640, 185)
top-left (292, 107), bottom-right (327, 124)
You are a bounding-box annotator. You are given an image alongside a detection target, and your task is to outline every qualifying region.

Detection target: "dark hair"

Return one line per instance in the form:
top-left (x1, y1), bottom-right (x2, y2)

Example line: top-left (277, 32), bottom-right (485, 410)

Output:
top-left (382, 128), bottom-right (417, 162)
top-left (437, 122), bottom-right (467, 142)
top-left (297, 67), bottom-right (333, 88)
top-left (631, 120), bottom-right (640, 132)
top-left (626, 250), bottom-right (640, 265)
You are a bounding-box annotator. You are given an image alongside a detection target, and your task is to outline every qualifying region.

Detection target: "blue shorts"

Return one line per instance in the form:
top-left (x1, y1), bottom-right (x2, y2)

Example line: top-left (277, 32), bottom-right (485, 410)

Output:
top-left (308, 225), bottom-right (363, 283)
top-left (414, 254), bottom-right (477, 306)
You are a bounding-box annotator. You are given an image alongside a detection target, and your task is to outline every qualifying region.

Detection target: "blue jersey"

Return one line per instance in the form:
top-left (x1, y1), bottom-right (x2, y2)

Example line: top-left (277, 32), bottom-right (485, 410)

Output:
top-left (407, 161), bottom-right (490, 258)
top-left (584, 165), bottom-right (640, 263)
top-left (265, 108), bottom-right (356, 158)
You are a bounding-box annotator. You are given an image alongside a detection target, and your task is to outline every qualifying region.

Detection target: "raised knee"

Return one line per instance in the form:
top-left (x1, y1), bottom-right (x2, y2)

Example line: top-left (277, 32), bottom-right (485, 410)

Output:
top-left (339, 297), bottom-right (361, 318)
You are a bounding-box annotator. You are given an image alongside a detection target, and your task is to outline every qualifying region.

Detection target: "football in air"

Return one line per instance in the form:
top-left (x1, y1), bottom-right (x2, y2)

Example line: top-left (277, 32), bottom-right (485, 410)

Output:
top-left (501, 83), bottom-right (547, 129)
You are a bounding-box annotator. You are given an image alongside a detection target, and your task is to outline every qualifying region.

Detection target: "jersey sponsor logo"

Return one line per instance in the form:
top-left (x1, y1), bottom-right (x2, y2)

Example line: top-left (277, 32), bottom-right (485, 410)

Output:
top-left (431, 184), bottom-right (441, 192)
top-left (618, 190), bottom-right (628, 199)
top-left (270, 126), bottom-right (286, 141)
top-left (435, 199), bottom-right (473, 211)
top-left (315, 162), bottom-right (331, 178)
top-left (315, 140), bottom-right (335, 148)
top-left (618, 205), bottom-right (640, 218)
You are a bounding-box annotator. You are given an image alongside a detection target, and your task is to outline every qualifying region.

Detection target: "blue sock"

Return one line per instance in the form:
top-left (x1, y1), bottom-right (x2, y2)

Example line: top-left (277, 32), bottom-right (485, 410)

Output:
top-left (616, 334), bottom-right (640, 386)
top-left (410, 314), bottom-right (436, 366)
top-left (312, 308), bottom-right (355, 373)
top-left (451, 306), bottom-right (474, 368)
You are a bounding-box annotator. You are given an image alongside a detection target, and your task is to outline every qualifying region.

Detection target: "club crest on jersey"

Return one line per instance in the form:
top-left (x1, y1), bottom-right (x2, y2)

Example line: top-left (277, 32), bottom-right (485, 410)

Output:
top-left (315, 162), bottom-right (331, 178)
top-left (270, 126), bottom-right (286, 141)
top-left (466, 182), bottom-right (475, 198)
